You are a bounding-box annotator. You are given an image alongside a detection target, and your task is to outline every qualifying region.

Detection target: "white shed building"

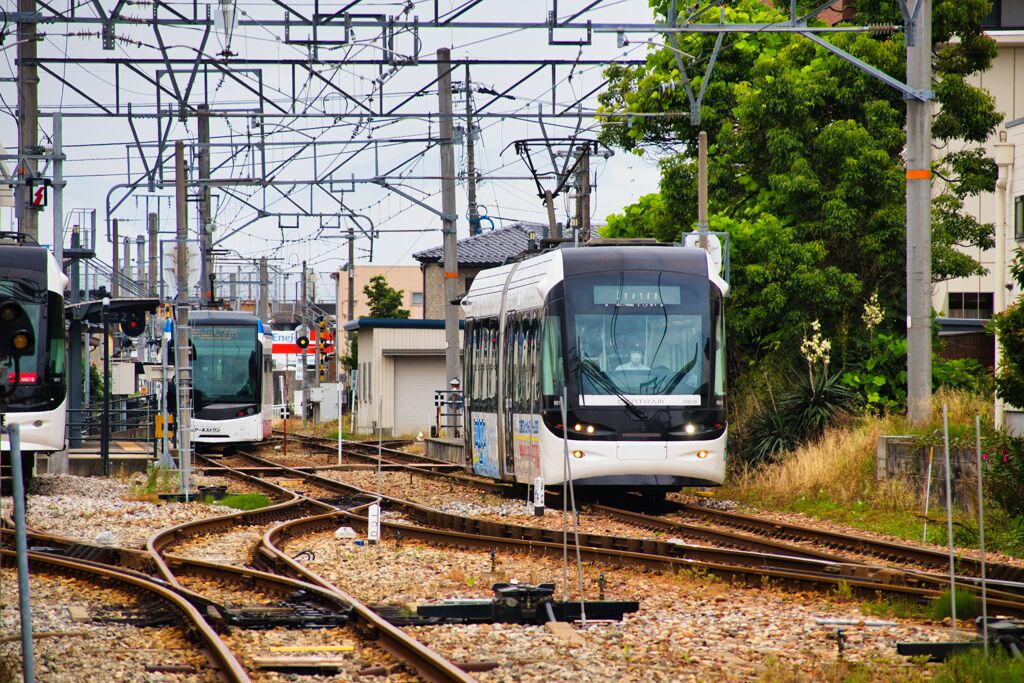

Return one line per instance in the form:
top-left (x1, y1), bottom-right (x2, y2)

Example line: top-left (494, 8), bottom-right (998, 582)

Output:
top-left (343, 319), bottom-right (464, 436)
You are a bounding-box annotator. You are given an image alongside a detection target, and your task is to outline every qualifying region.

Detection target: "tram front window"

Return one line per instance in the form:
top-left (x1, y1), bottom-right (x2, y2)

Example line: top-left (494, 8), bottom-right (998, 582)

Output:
top-left (191, 326), bottom-right (258, 408)
top-left (567, 271), bottom-right (718, 406)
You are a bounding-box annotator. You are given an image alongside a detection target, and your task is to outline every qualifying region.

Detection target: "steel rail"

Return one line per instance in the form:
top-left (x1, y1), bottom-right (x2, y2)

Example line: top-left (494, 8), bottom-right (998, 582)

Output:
top-left (259, 435), bottom-right (1024, 585)
top-left (0, 547), bottom-right (251, 683)
top-left (229, 449), bottom-right (1024, 612)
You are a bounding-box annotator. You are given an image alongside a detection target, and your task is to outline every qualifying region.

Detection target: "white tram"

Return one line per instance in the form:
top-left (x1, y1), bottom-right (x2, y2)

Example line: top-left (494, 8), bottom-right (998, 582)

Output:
top-left (0, 238), bottom-right (69, 476)
top-left (461, 244), bottom-right (727, 492)
top-left (170, 311), bottom-right (274, 446)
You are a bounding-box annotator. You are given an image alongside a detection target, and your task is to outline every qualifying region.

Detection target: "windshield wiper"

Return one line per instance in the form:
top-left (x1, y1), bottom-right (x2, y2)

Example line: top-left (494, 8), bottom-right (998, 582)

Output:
top-left (575, 355), bottom-right (648, 421)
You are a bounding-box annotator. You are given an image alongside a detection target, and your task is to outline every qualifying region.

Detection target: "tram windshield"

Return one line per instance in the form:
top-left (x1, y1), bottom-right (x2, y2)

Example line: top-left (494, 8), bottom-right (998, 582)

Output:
top-left (191, 325), bottom-right (258, 407)
top-left (565, 271), bottom-right (721, 407)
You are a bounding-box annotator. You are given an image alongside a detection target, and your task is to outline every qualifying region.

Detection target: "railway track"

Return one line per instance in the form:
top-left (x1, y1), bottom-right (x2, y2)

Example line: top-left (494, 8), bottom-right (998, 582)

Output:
top-left (254, 435), bottom-right (1024, 588)
top-left (0, 543), bottom-right (250, 682)
top-left (230, 447), bottom-right (1024, 615)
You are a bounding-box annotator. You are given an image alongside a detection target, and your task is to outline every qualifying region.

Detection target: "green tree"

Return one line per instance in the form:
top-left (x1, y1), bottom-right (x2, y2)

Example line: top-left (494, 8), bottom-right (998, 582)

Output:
top-left (598, 0), bottom-right (1000, 380)
top-left (362, 275), bottom-right (411, 319)
top-left (993, 249), bottom-right (1024, 409)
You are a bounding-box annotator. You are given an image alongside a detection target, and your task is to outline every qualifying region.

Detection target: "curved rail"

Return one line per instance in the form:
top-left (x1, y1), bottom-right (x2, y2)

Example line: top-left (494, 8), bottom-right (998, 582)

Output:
top-left (0, 547), bottom-right (250, 683)
top-left (232, 449), bottom-right (1024, 615)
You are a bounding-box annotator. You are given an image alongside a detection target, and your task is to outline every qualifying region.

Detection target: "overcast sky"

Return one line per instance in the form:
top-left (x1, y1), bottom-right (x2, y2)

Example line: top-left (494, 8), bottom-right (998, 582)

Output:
top-left (1, 1), bottom-right (670, 297)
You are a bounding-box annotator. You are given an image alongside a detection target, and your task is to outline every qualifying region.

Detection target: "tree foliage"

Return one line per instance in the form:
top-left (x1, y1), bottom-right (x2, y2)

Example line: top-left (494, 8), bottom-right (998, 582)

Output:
top-left (597, 0), bottom-right (1001, 381)
top-left (362, 275), bottom-right (411, 319)
top-left (993, 249), bottom-right (1024, 408)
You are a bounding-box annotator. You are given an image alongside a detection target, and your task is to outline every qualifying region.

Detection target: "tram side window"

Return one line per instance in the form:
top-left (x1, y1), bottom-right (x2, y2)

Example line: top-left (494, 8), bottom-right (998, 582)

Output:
top-left (714, 297), bottom-right (726, 398)
top-left (46, 292), bottom-right (65, 379)
top-left (541, 310), bottom-right (563, 398)
top-left (529, 312), bottom-right (540, 413)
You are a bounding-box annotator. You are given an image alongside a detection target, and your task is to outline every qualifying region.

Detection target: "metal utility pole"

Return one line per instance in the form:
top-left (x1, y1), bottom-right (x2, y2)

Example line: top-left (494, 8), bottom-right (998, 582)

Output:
top-left (464, 67), bottom-right (481, 236)
top-left (148, 212), bottom-right (159, 296)
top-left (198, 104), bottom-right (213, 306)
top-left (906, 0), bottom-right (932, 426)
top-left (67, 225), bottom-right (82, 449)
top-left (258, 256), bottom-right (269, 320)
top-left (17, 0), bottom-right (39, 242)
top-left (175, 141), bottom-right (188, 302)
top-left (111, 218), bottom-right (120, 297)
top-left (697, 130), bottom-right (709, 249)
top-left (438, 48), bottom-right (462, 388)
top-left (52, 113), bottom-right (63, 263)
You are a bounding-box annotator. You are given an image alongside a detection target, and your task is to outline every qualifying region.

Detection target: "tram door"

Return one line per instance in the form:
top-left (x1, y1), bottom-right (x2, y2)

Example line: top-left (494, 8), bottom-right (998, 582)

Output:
top-left (505, 311), bottom-right (540, 483)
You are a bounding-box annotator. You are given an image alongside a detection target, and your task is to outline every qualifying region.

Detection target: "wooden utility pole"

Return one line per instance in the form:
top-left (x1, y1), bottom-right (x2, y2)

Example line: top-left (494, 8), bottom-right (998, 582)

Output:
top-left (697, 131), bottom-right (709, 249)
top-left (198, 104), bottom-right (213, 306)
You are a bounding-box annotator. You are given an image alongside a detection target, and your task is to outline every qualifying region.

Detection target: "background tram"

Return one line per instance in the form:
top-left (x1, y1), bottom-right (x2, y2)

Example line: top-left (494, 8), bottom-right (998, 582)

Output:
top-left (461, 244), bottom-right (727, 493)
top-left (170, 311), bottom-right (274, 447)
top-left (0, 238), bottom-right (68, 486)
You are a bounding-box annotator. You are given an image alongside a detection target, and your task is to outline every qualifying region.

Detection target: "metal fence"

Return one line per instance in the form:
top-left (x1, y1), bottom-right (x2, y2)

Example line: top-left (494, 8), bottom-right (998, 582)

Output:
top-left (876, 435), bottom-right (980, 513)
top-left (67, 395), bottom-right (161, 458)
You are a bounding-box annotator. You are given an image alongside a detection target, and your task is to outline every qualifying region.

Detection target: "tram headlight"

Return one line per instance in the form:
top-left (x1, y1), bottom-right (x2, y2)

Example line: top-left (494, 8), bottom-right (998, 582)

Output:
top-left (684, 423), bottom-right (696, 435)
top-left (586, 425), bottom-right (595, 434)
top-left (571, 450), bottom-right (585, 458)
top-left (574, 423), bottom-right (583, 432)
top-left (696, 449), bottom-right (710, 459)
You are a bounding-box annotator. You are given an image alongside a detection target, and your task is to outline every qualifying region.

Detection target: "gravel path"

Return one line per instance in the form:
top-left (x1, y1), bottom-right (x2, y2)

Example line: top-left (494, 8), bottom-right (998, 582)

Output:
top-left (0, 567), bottom-right (216, 682)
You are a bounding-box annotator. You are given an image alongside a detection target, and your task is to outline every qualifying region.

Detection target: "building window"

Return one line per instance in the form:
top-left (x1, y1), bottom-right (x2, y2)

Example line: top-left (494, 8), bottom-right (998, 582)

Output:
top-left (411, 291), bottom-right (424, 306)
top-left (948, 292), bottom-right (994, 319)
top-left (1015, 195), bottom-right (1024, 241)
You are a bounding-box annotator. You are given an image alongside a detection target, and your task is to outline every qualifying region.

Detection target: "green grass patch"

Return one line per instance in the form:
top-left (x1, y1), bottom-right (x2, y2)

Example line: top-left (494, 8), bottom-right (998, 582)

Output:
top-left (860, 596), bottom-right (929, 620)
top-left (213, 493), bottom-right (271, 510)
top-left (933, 648), bottom-right (1024, 683)
top-left (929, 587), bottom-right (979, 621)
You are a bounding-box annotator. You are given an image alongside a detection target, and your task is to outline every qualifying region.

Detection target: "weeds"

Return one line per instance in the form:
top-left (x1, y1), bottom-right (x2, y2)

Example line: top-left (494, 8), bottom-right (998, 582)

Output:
top-left (213, 493), bottom-right (271, 511)
top-left (833, 580), bottom-right (852, 601)
top-left (933, 648), bottom-right (1024, 682)
top-left (929, 587), bottom-right (979, 621)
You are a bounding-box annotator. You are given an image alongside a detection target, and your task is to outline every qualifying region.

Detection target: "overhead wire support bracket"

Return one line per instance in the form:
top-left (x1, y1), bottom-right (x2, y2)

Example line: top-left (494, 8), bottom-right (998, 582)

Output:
top-left (372, 178), bottom-right (456, 222)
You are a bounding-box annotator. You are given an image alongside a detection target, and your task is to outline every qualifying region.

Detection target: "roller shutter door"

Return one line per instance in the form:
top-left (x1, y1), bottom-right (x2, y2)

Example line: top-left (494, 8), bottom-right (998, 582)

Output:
top-left (393, 356), bottom-right (446, 435)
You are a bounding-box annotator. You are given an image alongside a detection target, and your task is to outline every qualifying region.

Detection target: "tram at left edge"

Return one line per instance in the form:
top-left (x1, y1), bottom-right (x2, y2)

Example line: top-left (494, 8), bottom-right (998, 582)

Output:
top-left (0, 239), bottom-right (69, 489)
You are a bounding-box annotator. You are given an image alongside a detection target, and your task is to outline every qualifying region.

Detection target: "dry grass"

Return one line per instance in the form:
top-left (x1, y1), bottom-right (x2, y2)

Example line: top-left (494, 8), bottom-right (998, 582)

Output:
top-left (725, 388), bottom-right (990, 511)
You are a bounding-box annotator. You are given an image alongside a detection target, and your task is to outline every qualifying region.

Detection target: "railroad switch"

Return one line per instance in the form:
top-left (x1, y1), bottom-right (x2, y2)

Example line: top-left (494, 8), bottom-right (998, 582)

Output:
top-left (897, 618), bottom-right (1024, 661)
top-left (221, 593), bottom-right (353, 630)
top-left (373, 582), bottom-right (639, 626)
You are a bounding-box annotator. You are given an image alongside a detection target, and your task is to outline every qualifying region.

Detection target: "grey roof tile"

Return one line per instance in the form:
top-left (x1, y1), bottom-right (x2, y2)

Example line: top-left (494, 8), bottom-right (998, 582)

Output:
top-left (412, 222), bottom-right (546, 266)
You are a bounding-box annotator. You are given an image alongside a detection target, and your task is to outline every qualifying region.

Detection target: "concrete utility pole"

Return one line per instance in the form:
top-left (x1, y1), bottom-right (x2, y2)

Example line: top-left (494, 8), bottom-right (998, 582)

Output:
top-left (136, 235), bottom-right (146, 285)
top-left (148, 212), bottom-right (159, 296)
top-left (111, 218), bottom-right (120, 297)
top-left (122, 237), bottom-right (131, 286)
top-left (301, 260), bottom-right (309, 426)
top-left (258, 256), bottom-right (269, 320)
top-left (697, 130), bottom-right (709, 249)
top-left (17, 0), bottom-right (39, 242)
top-left (905, 0), bottom-right (932, 426)
top-left (52, 113), bottom-right (63, 262)
top-left (575, 145), bottom-right (591, 243)
top-left (464, 66), bottom-right (481, 236)
top-left (994, 132), bottom-right (1015, 428)
top-left (347, 226), bottom-right (355, 325)
top-left (198, 104), bottom-right (213, 306)
top-left (175, 141), bottom-right (188, 301)
top-left (437, 48), bottom-right (462, 387)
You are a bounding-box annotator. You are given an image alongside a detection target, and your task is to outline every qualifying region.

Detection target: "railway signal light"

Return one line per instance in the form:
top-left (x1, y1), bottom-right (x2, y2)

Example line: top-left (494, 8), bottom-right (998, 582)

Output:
top-left (0, 301), bottom-right (35, 359)
top-left (296, 335), bottom-right (309, 350)
top-left (120, 310), bottom-right (147, 337)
